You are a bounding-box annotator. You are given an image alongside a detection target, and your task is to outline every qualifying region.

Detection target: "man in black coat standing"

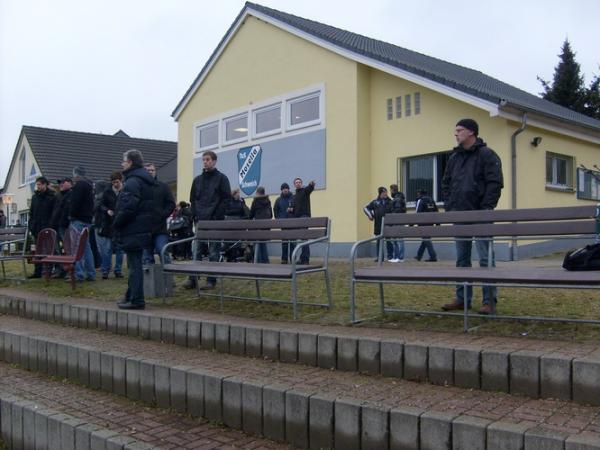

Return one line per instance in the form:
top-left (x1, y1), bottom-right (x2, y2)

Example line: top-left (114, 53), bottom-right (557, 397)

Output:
top-left (184, 150), bottom-right (232, 290)
top-left (113, 149), bottom-right (155, 310)
top-left (142, 163), bottom-right (176, 265)
top-left (289, 177), bottom-right (315, 264)
top-left (69, 166), bottom-right (96, 281)
top-left (28, 176), bottom-right (56, 278)
top-left (441, 119), bottom-right (504, 315)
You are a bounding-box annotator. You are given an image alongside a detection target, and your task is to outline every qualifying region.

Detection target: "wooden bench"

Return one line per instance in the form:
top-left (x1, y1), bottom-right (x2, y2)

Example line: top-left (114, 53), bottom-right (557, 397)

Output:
top-left (350, 205), bottom-right (600, 330)
top-left (40, 226), bottom-right (89, 290)
top-left (27, 228), bottom-right (57, 275)
top-left (0, 227), bottom-right (29, 280)
top-left (161, 217), bottom-right (332, 319)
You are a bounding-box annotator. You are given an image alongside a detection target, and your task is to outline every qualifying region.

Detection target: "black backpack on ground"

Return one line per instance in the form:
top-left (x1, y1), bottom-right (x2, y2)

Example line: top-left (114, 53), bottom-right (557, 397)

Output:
top-left (562, 243), bottom-right (600, 271)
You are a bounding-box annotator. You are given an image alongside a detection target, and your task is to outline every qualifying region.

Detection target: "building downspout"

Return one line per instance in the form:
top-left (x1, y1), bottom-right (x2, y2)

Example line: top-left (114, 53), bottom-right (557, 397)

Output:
top-left (510, 112), bottom-right (527, 261)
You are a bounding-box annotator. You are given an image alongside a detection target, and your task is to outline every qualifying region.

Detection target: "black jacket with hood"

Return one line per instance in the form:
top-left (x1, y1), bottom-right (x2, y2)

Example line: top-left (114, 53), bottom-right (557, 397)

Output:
top-left (189, 168), bottom-right (232, 221)
top-left (290, 183), bottom-right (314, 217)
top-left (250, 195), bottom-right (273, 220)
top-left (441, 138), bottom-right (503, 211)
top-left (113, 166), bottom-right (154, 251)
top-left (150, 177), bottom-right (176, 235)
top-left (29, 188), bottom-right (56, 236)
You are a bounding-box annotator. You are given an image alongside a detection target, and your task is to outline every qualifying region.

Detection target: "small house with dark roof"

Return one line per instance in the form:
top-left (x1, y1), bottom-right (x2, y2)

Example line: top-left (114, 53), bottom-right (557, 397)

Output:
top-left (172, 2), bottom-right (600, 255)
top-left (1, 126), bottom-right (177, 226)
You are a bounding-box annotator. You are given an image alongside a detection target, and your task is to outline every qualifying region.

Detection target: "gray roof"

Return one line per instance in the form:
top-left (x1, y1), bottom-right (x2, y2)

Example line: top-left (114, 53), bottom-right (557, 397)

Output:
top-left (173, 2), bottom-right (600, 132)
top-left (19, 126), bottom-right (177, 183)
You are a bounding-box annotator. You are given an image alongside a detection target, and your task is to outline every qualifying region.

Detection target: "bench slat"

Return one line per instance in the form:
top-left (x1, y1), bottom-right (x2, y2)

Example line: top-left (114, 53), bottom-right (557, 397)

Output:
top-left (163, 261), bottom-right (322, 278)
top-left (196, 229), bottom-right (326, 241)
top-left (384, 205), bottom-right (597, 226)
top-left (195, 217), bottom-right (328, 230)
top-left (383, 220), bottom-right (596, 239)
top-left (354, 266), bottom-right (600, 285)
top-left (0, 227), bottom-right (28, 235)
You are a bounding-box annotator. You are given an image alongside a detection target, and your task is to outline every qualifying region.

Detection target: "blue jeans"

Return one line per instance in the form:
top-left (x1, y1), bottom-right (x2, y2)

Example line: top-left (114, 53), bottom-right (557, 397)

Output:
top-left (70, 220), bottom-right (95, 281)
top-left (388, 239), bottom-right (405, 260)
top-left (143, 233), bottom-right (172, 265)
top-left (95, 231), bottom-right (123, 275)
top-left (255, 243), bottom-right (269, 264)
top-left (455, 238), bottom-right (497, 306)
top-left (193, 239), bottom-right (220, 285)
top-left (125, 249), bottom-right (144, 305)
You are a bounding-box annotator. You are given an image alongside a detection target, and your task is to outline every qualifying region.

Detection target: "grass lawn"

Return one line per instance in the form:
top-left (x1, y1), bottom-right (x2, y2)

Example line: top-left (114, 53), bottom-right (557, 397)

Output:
top-left (2, 257), bottom-right (600, 342)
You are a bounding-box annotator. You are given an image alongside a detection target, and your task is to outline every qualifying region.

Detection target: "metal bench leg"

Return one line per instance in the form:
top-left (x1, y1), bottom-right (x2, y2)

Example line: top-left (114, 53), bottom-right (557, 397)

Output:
top-left (324, 270), bottom-right (333, 309)
top-left (350, 278), bottom-right (356, 323)
top-left (1, 261), bottom-right (6, 280)
top-left (219, 277), bottom-right (224, 312)
top-left (463, 282), bottom-right (469, 332)
top-left (162, 272), bottom-right (168, 304)
top-left (292, 273), bottom-right (298, 320)
top-left (379, 282), bottom-right (385, 314)
top-left (255, 279), bottom-right (261, 300)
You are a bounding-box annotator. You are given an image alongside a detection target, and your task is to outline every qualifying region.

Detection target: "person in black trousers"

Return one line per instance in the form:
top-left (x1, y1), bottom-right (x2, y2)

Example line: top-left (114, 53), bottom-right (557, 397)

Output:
top-left (28, 177), bottom-right (56, 278)
top-left (288, 178), bottom-right (315, 264)
top-left (414, 189), bottom-right (438, 262)
top-left (250, 186), bottom-right (272, 263)
top-left (273, 183), bottom-right (293, 264)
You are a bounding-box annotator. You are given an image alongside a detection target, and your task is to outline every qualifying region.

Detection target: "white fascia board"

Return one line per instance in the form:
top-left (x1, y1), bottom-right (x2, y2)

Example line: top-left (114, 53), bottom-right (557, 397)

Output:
top-left (498, 110), bottom-right (600, 145)
top-left (173, 8), bottom-right (499, 121)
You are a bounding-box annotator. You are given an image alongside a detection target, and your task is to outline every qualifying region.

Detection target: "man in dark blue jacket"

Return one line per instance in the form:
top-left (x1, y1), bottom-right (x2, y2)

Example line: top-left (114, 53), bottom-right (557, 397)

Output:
top-left (441, 119), bottom-right (504, 315)
top-left (184, 150), bottom-right (231, 290)
top-left (113, 149), bottom-right (155, 310)
top-left (28, 176), bottom-right (56, 278)
top-left (289, 178), bottom-right (315, 264)
top-left (273, 182), bottom-right (293, 264)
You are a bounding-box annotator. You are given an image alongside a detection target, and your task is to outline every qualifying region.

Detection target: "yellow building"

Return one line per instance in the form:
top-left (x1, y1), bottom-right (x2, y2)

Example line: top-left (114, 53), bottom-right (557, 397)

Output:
top-left (172, 2), bottom-right (600, 257)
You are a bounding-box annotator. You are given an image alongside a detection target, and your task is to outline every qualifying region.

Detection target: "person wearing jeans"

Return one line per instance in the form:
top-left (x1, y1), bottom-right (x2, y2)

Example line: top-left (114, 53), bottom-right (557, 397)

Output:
top-left (69, 166), bottom-right (96, 281)
top-left (113, 149), bottom-right (155, 310)
top-left (142, 163), bottom-right (175, 265)
top-left (455, 237), bottom-right (496, 307)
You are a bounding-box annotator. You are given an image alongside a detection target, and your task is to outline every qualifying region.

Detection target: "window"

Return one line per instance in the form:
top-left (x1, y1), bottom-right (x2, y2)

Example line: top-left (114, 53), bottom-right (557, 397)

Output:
top-left (288, 93), bottom-right (320, 129)
top-left (197, 122), bottom-right (218, 150)
top-left (224, 114), bottom-right (248, 144)
top-left (400, 151), bottom-right (451, 202)
top-left (386, 98), bottom-right (393, 120)
top-left (405, 94), bottom-right (411, 117)
top-left (253, 104), bottom-right (281, 137)
top-left (414, 92), bottom-right (421, 115)
top-left (577, 168), bottom-right (600, 200)
top-left (546, 152), bottom-right (573, 189)
top-left (19, 148), bottom-right (26, 184)
top-left (395, 97), bottom-right (402, 119)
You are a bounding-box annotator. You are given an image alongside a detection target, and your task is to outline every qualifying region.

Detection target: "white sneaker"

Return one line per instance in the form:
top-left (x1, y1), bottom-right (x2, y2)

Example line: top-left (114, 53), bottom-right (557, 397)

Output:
top-left (396, 259), bottom-right (405, 262)
top-left (389, 258), bottom-right (399, 263)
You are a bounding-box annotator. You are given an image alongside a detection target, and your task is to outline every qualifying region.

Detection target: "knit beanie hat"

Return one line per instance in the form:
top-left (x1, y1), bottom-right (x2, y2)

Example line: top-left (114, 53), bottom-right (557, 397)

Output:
top-left (378, 186), bottom-right (387, 195)
top-left (456, 118), bottom-right (479, 136)
top-left (281, 183), bottom-right (290, 190)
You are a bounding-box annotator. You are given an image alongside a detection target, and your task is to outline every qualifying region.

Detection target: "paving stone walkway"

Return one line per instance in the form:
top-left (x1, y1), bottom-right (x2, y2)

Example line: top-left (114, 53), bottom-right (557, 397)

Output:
top-left (1, 314), bottom-right (600, 442)
top-left (0, 361), bottom-right (287, 449)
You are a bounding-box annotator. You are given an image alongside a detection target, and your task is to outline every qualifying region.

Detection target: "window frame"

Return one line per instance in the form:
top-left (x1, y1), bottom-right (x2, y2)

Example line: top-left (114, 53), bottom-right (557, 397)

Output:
top-left (252, 103), bottom-right (282, 139)
top-left (545, 151), bottom-right (574, 190)
top-left (399, 151), bottom-right (451, 206)
top-left (222, 113), bottom-right (249, 146)
top-left (196, 121), bottom-right (220, 151)
top-left (19, 148), bottom-right (26, 185)
top-left (286, 91), bottom-right (322, 131)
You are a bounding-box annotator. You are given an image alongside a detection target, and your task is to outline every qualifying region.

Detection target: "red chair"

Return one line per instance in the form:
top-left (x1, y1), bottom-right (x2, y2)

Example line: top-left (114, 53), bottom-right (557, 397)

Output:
top-left (40, 227), bottom-right (89, 290)
top-left (27, 228), bottom-right (57, 278)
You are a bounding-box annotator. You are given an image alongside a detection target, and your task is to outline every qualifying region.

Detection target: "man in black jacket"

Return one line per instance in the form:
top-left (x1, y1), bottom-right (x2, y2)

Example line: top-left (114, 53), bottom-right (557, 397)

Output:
top-left (28, 176), bottom-right (56, 278)
top-left (95, 172), bottom-right (124, 279)
top-left (184, 150), bottom-right (232, 290)
top-left (113, 149), bottom-right (155, 309)
top-left (363, 187), bottom-right (393, 261)
top-left (441, 119), bottom-right (504, 315)
top-left (142, 163), bottom-right (176, 265)
top-left (69, 166), bottom-right (96, 281)
top-left (50, 177), bottom-right (72, 278)
top-left (273, 183), bottom-right (293, 264)
top-left (289, 177), bottom-right (315, 264)
top-left (414, 189), bottom-right (438, 262)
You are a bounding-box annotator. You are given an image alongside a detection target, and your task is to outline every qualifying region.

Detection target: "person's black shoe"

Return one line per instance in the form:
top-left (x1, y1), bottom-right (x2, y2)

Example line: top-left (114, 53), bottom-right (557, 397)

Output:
top-left (102, 273), bottom-right (109, 280)
top-left (281, 260), bottom-right (288, 265)
top-left (414, 256), bottom-right (422, 261)
top-left (27, 274), bottom-right (42, 279)
top-left (183, 279), bottom-right (197, 289)
top-left (425, 258), bottom-right (438, 262)
top-left (118, 302), bottom-right (145, 310)
top-left (114, 272), bottom-right (123, 279)
top-left (198, 283), bottom-right (215, 291)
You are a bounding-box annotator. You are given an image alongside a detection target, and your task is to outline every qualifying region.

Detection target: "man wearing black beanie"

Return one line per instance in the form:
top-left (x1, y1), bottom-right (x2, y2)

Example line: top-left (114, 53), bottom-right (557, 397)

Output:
top-left (441, 119), bottom-right (504, 315)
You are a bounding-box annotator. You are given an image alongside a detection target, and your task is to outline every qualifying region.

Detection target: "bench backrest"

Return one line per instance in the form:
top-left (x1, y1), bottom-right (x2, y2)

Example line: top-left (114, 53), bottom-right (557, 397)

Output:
top-left (194, 217), bottom-right (330, 242)
top-left (35, 228), bottom-right (57, 257)
top-left (0, 227), bottom-right (28, 242)
top-left (382, 205), bottom-right (597, 239)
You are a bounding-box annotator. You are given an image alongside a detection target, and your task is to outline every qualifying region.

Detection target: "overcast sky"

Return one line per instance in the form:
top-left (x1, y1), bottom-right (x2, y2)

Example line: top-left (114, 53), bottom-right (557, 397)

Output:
top-left (1, 0), bottom-right (599, 187)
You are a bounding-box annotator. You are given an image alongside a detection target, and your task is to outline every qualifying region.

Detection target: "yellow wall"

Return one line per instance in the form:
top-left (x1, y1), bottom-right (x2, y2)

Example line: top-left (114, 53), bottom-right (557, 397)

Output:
top-left (177, 16), bottom-right (361, 242)
top-left (177, 15), bottom-right (600, 243)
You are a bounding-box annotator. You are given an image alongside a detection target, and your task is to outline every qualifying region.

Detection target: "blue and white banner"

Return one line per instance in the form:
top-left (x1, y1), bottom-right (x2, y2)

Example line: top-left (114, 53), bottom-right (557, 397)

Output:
top-left (238, 145), bottom-right (262, 195)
